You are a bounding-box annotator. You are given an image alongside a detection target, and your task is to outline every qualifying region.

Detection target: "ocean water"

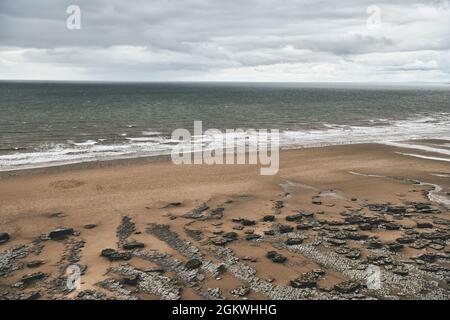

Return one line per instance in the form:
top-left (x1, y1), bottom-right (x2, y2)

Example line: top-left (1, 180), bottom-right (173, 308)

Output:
top-left (0, 81), bottom-right (449, 171)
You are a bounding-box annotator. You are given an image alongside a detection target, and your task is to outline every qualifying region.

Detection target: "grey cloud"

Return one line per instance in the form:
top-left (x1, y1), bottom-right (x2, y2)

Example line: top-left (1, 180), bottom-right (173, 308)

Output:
top-left (0, 0), bottom-right (449, 81)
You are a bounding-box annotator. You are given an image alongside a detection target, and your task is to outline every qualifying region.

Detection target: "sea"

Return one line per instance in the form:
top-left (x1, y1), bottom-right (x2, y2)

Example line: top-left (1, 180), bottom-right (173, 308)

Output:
top-left (1, 81), bottom-right (449, 171)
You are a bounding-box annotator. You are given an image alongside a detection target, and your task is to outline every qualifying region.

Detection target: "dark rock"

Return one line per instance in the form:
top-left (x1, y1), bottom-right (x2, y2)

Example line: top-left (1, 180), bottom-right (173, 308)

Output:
top-left (359, 223), bottom-right (372, 231)
top-left (386, 207), bottom-right (407, 215)
top-left (367, 240), bottom-right (383, 249)
top-left (396, 236), bottom-right (416, 244)
top-left (420, 232), bottom-right (449, 240)
top-left (122, 242), bottom-right (145, 250)
top-left (209, 208), bottom-right (225, 219)
top-left (245, 234), bottom-right (262, 241)
top-left (417, 222), bottom-right (433, 229)
top-left (48, 228), bottom-right (74, 240)
top-left (266, 251), bottom-right (287, 263)
top-left (279, 225), bottom-right (294, 234)
top-left (415, 252), bottom-right (437, 263)
top-left (346, 249), bottom-right (361, 260)
top-left (393, 267), bottom-right (409, 276)
top-left (296, 223), bottom-right (314, 230)
top-left (211, 238), bottom-right (231, 246)
top-left (184, 227), bottom-right (203, 241)
top-left (21, 272), bottom-right (48, 285)
top-left (185, 258), bottom-right (202, 270)
top-left (327, 238), bottom-right (347, 246)
top-left (240, 219), bottom-right (256, 226)
top-left (387, 242), bottom-right (404, 252)
top-left (384, 223), bottom-right (401, 230)
top-left (223, 232), bottom-right (238, 240)
top-left (264, 230), bottom-right (275, 236)
top-left (123, 275), bottom-right (139, 286)
top-left (182, 203), bottom-right (209, 219)
top-left (302, 211), bottom-right (314, 218)
top-left (286, 214), bottom-right (303, 222)
top-left (26, 260), bottom-right (44, 268)
top-left (0, 232), bottom-right (10, 244)
top-left (290, 271), bottom-right (321, 288)
top-left (263, 215), bottom-right (275, 222)
top-left (83, 224), bottom-right (97, 229)
top-left (163, 202), bottom-right (182, 208)
top-left (76, 290), bottom-right (107, 300)
top-left (285, 238), bottom-right (303, 246)
top-left (334, 281), bottom-right (361, 294)
top-left (100, 248), bottom-right (131, 261)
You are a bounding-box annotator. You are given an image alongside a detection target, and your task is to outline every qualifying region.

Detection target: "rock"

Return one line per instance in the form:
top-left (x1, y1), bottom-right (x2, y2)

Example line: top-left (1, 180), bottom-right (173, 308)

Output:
top-left (245, 234), bottom-right (262, 241)
top-left (240, 219), bottom-right (256, 226)
top-left (396, 236), bottom-right (416, 244)
top-left (387, 242), bottom-right (404, 252)
top-left (429, 243), bottom-right (444, 250)
top-left (76, 290), bottom-right (107, 300)
top-left (230, 286), bottom-right (251, 297)
top-left (122, 242), bottom-right (145, 250)
top-left (359, 223), bottom-right (372, 231)
top-left (384, 223), bottom-right (401, 230)
top-left (286, 214), bottom-right (303, 222)
top-left (393, 267), bottom-right (409, 276)
top-left (232, 225), bottom-right (244, 231)
top-left (182, 203), bottom-right (209, 219)
top-left (21, 272), bottom-right (48, 285)
top-left (211, 238), bottom-right (231, 246)
top-left (185, 258), bottom-right (202, 270)
top-left (415, 253), bottom-right (437, 263)
top-left (345, 249), bottom-right (361, 260)
top-left (327, 238), bottom-right (346, 246)
top-left (266, 251), bottom-right (287, 263)
top-left (296, 223), bottom-right (314, 230)
top-left (48, 228), bottom-right (74, 240)
top-left (209, 208), bottom-right (225, 219)
top-left (367, 240), bottom-right (383, 249)
top-left (26, 260), bottom-right (44, 268)
top-left (184, 227), bottom-right (203, 241)
top-left (163, 202), bottom-right (182, 208)
top-left (83, 224), bottom-right (97, 229)
top-left (123, 275), bottom-right (139, 286)
top-left (264, 230), bottom-right (275, 236)
top-left (417, 222), bottom-right (433, 229)
top-left (263, 215), bottom-right (275, 222)
top-left (302, 211), bottom-right (314, 218)
top-left (285, 238), bottom-right (303, 246)
top-left (100, 248), bottom-right (132, 261)
top-left (279, 225), bottom-right (294, 234)
top-left (312, 197), bottom-right (322, 205)
top-left (244, 229), bottom-right (254, 235)
top-left (0, 232), bottom-right (10, 244)
top-left (334, 281), bottom-right (361, 294)
top-left (223, 232), bottom-right (238, 240)
top-left (290, 271), bottom-right (321, 289)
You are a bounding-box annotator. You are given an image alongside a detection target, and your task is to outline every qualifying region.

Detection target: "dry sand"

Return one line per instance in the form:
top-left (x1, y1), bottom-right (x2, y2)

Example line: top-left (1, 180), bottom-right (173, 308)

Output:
top-left (0, 142), bottom-right (449, 300)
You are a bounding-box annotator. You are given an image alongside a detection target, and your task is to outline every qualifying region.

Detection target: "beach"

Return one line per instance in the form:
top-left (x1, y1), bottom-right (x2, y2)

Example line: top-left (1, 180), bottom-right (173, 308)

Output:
top-left (1, 141), bottom-right (449, 300)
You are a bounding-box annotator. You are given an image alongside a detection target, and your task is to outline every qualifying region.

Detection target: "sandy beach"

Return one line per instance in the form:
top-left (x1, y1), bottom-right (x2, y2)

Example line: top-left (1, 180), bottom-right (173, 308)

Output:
top-left (1, 141), bottom-right (449, 300)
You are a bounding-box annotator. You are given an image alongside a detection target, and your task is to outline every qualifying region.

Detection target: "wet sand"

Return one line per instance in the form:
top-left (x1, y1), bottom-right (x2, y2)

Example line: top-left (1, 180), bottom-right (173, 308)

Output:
top-left (0, 142), bottom-right (449, 300)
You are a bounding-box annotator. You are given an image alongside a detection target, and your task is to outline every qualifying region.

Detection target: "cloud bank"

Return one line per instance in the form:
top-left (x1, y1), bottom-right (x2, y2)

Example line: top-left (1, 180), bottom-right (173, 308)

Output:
top-left (0, 0), bottom-right (449, 82)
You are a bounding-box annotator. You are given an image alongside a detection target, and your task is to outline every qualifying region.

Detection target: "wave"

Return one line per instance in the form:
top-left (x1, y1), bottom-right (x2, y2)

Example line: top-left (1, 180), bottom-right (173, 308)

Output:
top-left (1, 113), bottom-right (450, 171)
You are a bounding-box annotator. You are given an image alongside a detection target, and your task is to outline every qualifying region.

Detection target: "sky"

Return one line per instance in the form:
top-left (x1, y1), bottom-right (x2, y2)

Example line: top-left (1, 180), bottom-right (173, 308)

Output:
top-left (0, 0), bottom-right (449, 82)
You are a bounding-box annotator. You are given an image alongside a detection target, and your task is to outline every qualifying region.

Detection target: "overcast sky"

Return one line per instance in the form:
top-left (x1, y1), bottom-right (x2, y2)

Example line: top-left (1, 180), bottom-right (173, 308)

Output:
top-left (1, 0), bottom-right (449, 82)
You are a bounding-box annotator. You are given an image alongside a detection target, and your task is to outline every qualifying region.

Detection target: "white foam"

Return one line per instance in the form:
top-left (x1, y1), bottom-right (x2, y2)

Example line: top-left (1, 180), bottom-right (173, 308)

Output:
top-left (1, 113), bottom-right (450, 172)
top-left (395, 152), bottom-right (450, 162)
top-left (384, 142), bottom-right (450, 156)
